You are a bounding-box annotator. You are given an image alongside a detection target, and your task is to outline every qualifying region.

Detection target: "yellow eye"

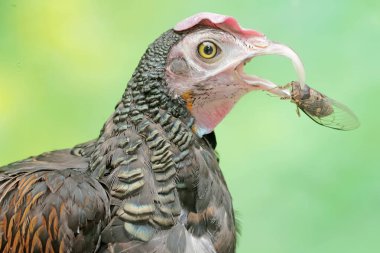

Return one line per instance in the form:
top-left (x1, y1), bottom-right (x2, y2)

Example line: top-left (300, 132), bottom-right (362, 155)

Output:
top-left (198, 41), bottom-right (217, 59)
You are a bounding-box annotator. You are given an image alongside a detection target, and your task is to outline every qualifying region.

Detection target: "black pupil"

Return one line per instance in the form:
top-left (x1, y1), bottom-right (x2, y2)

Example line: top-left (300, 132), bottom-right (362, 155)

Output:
top-left (203, 43), bottom-right (214, 55)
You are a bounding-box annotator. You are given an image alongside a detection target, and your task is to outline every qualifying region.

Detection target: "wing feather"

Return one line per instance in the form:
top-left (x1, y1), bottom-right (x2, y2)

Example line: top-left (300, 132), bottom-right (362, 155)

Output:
top-left (0, 149), bottom-right (110, 253)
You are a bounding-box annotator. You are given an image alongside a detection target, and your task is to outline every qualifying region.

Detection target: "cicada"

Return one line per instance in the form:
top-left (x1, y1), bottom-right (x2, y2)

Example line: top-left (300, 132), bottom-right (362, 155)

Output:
top-left (283, 81), bottom-right (359, 130)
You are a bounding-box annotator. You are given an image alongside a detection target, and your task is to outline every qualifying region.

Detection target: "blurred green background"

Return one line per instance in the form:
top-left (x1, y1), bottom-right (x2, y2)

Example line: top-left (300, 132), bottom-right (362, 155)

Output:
top-left (0, 0), bottom-right (379, 252)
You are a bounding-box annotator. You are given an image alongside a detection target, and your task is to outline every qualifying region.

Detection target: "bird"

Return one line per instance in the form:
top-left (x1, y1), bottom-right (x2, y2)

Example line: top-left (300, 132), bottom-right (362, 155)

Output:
top-left (0, 12), bottom-right (306, 253)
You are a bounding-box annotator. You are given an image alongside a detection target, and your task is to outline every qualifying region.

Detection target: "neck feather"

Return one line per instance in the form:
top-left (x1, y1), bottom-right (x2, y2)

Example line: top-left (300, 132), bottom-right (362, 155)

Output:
top-left (89, 30), bottom-right (195, 176)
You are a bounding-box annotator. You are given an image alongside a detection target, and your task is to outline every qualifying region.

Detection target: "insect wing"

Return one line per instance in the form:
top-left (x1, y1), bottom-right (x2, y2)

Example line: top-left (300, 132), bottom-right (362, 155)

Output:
top-left (300, 96), bottom-right (360, 131)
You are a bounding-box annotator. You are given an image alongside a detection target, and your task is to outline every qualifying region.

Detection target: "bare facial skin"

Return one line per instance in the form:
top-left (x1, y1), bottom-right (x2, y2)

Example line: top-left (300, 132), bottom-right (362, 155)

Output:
top-left (166, 27), bottom-right (305, 136)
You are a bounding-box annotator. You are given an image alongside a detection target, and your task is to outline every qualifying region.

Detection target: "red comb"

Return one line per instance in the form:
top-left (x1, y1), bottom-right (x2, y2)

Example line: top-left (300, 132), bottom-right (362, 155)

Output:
top-left (174, 12), bottom-right (263, 38)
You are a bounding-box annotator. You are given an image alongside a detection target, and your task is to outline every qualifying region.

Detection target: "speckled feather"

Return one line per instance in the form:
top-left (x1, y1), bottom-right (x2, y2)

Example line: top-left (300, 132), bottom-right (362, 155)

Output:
top-left (0, 29), bottom-right (237, 253)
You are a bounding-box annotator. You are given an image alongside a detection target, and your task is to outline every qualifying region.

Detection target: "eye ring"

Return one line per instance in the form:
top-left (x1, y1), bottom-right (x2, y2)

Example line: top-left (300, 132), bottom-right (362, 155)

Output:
top-left (197, 41), bottom-right (218, 59)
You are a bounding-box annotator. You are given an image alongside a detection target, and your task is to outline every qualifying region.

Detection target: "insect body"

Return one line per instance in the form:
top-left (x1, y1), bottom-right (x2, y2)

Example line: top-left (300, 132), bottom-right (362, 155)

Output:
top-left (285, 81), bottom-right (359, 130)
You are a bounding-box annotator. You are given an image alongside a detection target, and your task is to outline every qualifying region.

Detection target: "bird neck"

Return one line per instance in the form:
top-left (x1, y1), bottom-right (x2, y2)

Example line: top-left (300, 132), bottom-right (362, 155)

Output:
top-left (89, 30), bottom-right (195, 177)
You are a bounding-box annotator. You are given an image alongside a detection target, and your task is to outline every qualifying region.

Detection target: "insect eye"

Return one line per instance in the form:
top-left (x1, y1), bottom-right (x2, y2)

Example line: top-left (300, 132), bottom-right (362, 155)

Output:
top-left (198, 41), bottom-right (218, 59)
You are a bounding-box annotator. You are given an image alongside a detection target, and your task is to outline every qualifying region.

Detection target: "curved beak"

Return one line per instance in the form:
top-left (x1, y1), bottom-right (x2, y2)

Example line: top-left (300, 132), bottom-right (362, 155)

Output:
top-left (237, 38), bottom-right (306, 98)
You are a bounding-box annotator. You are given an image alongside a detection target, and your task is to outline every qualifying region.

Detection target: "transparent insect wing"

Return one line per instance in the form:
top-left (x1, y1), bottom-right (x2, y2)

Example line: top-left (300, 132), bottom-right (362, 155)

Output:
top-left (300, 95), bottom-right (360, 131)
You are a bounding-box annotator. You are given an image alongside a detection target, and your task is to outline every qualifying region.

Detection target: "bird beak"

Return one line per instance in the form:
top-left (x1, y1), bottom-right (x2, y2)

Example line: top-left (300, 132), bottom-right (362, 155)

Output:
top-left (237, 38), bottom-right (306, 97)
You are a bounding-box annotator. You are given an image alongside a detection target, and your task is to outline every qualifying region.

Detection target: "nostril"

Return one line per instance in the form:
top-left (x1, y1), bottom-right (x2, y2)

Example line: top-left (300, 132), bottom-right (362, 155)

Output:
top-left (249, 37), bottom-right (270, 48)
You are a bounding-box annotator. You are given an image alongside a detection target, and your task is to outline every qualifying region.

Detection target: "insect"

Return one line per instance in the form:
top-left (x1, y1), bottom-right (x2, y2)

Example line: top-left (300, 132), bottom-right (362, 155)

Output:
top-left (282, 81), bottom-right (360, 130)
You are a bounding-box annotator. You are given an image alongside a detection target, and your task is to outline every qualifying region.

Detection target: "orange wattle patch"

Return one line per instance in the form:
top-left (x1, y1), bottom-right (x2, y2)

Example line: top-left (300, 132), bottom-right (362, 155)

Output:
top-left (181, 90), bottom-right (193, 111)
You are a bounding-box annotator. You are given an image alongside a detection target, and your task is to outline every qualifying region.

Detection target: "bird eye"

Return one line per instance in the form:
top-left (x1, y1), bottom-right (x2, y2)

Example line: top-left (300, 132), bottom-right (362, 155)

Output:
top-left (198, 41), bottom-right (218, 59)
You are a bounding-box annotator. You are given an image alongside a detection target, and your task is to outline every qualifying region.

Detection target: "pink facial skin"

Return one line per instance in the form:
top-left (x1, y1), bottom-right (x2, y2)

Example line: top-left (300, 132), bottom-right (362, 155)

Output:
top-left (167, 13), bottom-right (306, 136)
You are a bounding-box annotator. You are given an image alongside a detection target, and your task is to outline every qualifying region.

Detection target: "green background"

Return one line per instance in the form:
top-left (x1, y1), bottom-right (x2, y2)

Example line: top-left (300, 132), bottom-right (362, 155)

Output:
top-left (0, 1), bottom-right (379, 252)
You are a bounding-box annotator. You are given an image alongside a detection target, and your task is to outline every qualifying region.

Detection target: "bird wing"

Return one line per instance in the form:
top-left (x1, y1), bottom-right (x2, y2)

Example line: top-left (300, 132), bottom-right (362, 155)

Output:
top-left (0, 139), bottom-right (97, 173)
top-left (0, 141), bottom-right (110, 253)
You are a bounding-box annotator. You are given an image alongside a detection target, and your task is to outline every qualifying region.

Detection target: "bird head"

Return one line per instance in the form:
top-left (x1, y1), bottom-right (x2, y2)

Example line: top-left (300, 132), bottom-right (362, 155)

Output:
top-left (165, 12), bottom-right (306, 136)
